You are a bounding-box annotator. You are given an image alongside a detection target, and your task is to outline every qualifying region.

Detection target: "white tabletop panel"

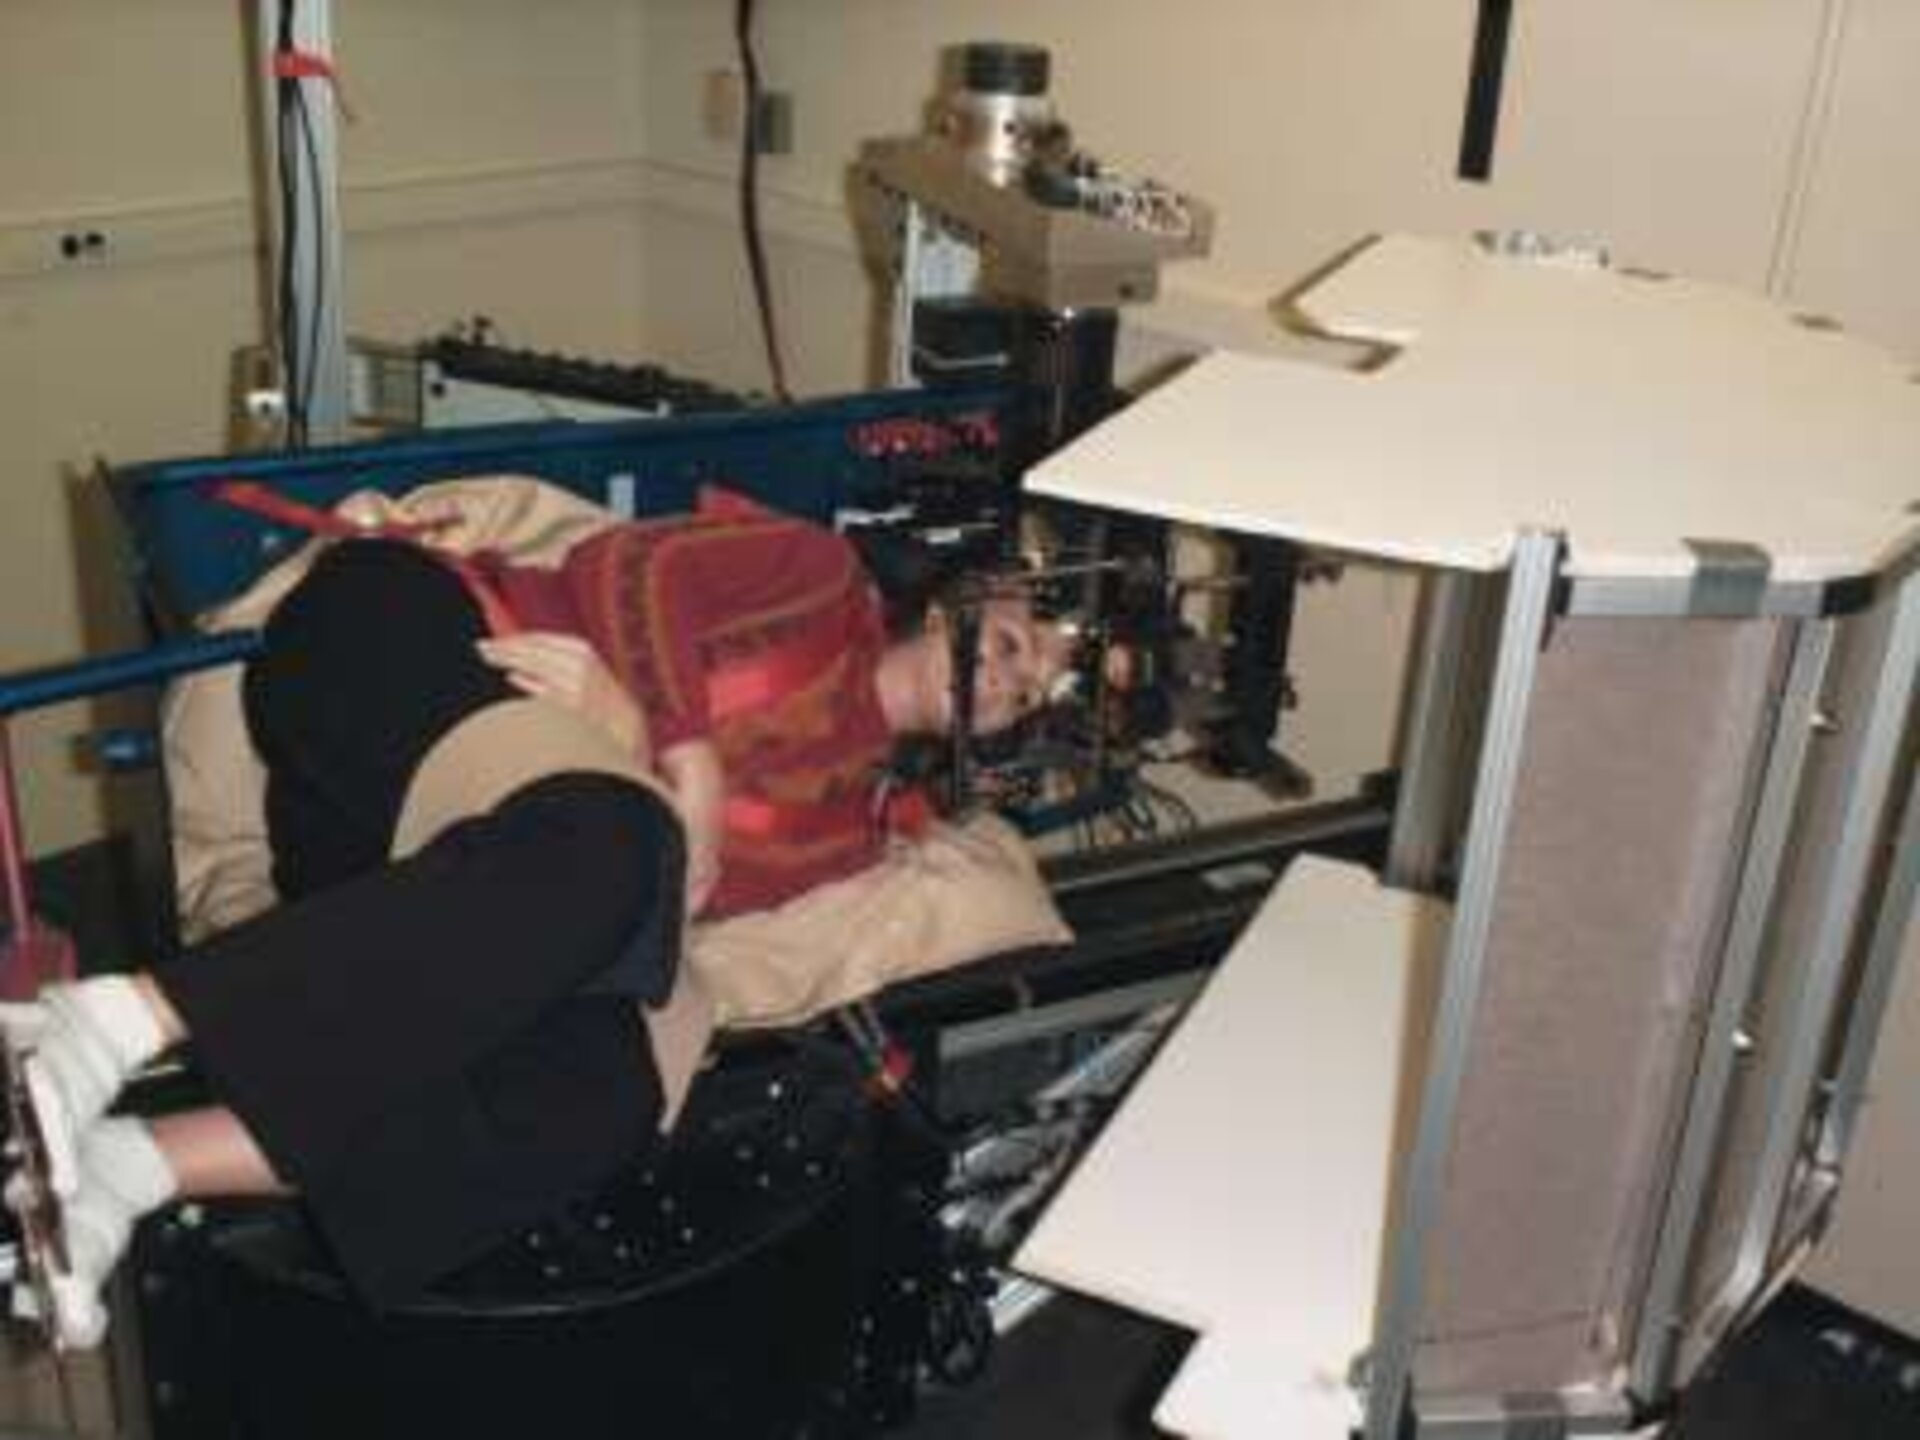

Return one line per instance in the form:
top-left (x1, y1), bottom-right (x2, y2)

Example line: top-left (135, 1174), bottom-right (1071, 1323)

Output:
top-left (1028, 235), bottom-right (1920, 581)
top-left (1015, 857), bottom-right (1443, 1438)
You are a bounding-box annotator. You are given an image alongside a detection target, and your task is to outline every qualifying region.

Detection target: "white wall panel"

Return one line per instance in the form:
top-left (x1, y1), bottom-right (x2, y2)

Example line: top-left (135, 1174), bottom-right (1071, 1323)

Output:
top-left (0, 1), bottom-right (654, 856)
top-left (1779, 0), bottom-right (1920, 356)
top-left (636, 0), bottom-right (1833, 371)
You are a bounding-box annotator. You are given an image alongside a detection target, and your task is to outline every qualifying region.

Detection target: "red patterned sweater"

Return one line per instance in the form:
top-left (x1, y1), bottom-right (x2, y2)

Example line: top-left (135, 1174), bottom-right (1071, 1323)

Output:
top-left (493, 493), bottom-right (896, 918)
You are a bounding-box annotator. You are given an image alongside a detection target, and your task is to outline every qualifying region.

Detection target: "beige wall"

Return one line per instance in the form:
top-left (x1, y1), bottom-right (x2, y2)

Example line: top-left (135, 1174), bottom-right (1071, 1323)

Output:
top-left (0, 0), bottom-right (654, 858)
top-left (1779, 0), bottom-right (1920, 353)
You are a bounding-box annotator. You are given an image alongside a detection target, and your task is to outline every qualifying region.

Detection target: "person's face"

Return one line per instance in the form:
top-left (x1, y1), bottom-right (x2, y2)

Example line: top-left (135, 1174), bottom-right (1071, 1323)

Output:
top-left (939, 595), bottom-right (1072, 735)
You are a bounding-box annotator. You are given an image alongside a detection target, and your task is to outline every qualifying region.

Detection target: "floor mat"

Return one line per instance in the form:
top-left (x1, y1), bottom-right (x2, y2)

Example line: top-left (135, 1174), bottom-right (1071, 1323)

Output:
top-left (899, 1285), bottom-right (1920, 1438)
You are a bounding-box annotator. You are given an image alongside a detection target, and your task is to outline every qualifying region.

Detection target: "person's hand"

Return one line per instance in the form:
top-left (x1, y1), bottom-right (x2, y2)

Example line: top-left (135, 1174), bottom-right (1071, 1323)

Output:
top-left (475, 632), bottom-right (649, 760)
top-left (659, 740), bottom-right (725, 917)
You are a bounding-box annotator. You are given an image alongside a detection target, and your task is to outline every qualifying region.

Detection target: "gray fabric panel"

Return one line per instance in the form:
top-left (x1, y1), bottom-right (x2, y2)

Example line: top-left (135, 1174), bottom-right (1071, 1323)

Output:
top-left (1413, 616), bottom-right (1784, 1399)
top-left (1679, 589), bottom-right (1900, 1355)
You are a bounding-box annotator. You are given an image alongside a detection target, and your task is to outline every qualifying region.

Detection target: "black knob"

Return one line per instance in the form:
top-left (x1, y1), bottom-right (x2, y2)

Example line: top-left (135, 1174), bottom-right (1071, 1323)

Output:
top-left (961, 42), bottom-right (1049, 98)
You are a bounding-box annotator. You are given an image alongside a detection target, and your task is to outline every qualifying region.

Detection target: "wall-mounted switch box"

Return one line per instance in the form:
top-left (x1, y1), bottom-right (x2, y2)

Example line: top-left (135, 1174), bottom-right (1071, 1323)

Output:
top-left (704, 68), bottom-right (744, 142)
top-left (753, 90), bottom-right (794, 156)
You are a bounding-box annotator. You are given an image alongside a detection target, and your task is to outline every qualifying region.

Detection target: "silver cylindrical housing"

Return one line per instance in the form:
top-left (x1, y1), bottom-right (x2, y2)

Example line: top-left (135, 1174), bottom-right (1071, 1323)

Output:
top-left (938, 42), bottom-right (1055, 185)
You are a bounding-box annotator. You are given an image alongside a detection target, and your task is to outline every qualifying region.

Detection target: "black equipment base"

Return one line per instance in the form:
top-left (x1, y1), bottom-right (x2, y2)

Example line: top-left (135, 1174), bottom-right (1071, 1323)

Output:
top-left (132, 1042), bottom-right (958, 1440)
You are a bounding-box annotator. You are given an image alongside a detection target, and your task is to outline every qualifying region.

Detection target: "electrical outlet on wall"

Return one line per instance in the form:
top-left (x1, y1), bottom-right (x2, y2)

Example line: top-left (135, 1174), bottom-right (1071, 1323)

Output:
top-left (704, 68), bottom-right (745, 142)
top-left (55, 229), bottom-right (111, 264)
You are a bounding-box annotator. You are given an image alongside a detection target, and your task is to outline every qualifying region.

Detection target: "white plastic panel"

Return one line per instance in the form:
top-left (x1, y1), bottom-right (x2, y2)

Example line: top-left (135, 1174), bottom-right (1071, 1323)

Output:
top-left (1028, 235), bottom-right (1920, 582)
top-left (1016, 857), bottom-right (1444, 1438)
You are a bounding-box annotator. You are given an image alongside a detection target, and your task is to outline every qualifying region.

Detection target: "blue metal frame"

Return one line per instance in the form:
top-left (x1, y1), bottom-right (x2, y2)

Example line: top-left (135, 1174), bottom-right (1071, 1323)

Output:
top-left (111, 387), bottom-right (1009, 628)
top-left (0, 634), bottom-right (262, 719)
top-left (4, 386), bottom-right (1008, 737)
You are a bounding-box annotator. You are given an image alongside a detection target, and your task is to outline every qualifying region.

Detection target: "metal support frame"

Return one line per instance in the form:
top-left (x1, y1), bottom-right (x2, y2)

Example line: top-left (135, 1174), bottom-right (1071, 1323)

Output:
top-left (1207, 534), bottom-right (1310, 792)
top-left (258, 0), bottom-right (350, 444)
top-left (1705, 564), bottom-right (1920, 1348)
top-left (887, 198), bottom-right (981, 387)
top-left (935, 972), bottom-right (1202, 1065)
top-left (1624, 618), bottom-right (1836, 1402)
top-left (1561, 575), bottom-right (1858, 620)
top-left (1679, 539), bottom-right (1774, 617)
top-left (1417, 1385), bottom-right (1640, 1439)
top-left (1363, 531), bottom-right (1565, 1440)
top-left (1387, 571), bottom-right (1496, 890)
top-left (1818, 742), bottom-right (1920, 1169)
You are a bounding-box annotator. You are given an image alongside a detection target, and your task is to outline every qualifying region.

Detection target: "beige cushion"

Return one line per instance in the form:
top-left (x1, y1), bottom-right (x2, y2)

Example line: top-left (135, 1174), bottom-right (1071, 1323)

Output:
top-left (690, 812), bottom-right (1071, 1030)
top-left (390, 697), bottom-right (667, 862)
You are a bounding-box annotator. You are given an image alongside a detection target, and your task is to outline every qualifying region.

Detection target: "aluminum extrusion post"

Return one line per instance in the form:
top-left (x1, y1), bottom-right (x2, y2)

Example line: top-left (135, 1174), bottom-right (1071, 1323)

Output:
top-left (886, 199), bottom-right (982, 388)
top-left (1625, 618), bottom-right (1836, 1404)
top-left (887, 199), bottom-right (923, 388)
top-left (1716, 564), bottom-right (1920, 1324)
top-left (258, 0), bottom-right (350, 445)
top-left (1362, 531), bottom-right (1564, 1440)
top-left (1819, 741), bottom-right (1920, 1169)
top-left (1385, 572), bottom-right (1500, 891)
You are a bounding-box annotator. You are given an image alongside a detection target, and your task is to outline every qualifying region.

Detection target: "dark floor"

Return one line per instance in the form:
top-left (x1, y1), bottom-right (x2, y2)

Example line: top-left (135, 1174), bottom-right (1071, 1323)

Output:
top-left (898, 1284), bottom-right (1920, 1439)
top-left (1668, 1286), bottom-right (1920, 1440)
top-left (902, 1296), bottom-right (1183, 1440)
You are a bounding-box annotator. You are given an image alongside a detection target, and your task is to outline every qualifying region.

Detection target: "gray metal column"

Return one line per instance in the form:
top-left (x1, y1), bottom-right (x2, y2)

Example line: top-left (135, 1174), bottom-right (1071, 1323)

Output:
top-left (1717, 565), bottom-right (1920, 1324)
top-left (886, 199), bottom-right (924, 388)
top-left (1625, 618), bottom-right (1836, 1403)
top-left (1819, 749), bottom-right (1920, 1170)
top-left (1386, 571), bottom-right (1496, 891)
top-left (259, 0), bottom-right (349, 444)
top-left (1363, 531), bottom-right (1564, 1440)
top-left (885, 199), bottom-right (982, 388)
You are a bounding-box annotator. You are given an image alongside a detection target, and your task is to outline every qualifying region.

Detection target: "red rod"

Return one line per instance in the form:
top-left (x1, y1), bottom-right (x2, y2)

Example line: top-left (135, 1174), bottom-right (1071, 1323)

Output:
top-left (0, 718), bottom-right (33, 939)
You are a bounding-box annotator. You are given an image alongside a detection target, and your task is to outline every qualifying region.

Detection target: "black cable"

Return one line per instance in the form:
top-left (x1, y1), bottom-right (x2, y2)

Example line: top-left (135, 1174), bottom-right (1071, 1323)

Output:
top-left (1133, 774), bottom-right (1199, 834)
top-left (947, 604), bottom-right (980, 810)
top-left (274, 0), bottom-right (305, 446)
top-left (295, 76), bottom-right (325, 438)
top-left (733, 0), bottom-right (791, 403)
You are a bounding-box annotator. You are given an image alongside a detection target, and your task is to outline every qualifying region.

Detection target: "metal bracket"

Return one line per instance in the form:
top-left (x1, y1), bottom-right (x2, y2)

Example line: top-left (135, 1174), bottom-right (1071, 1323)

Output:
top-left (1682, 540), bottom-right (1773, 617)
top-left (1417, 1387), bottom-right (1642, 1439)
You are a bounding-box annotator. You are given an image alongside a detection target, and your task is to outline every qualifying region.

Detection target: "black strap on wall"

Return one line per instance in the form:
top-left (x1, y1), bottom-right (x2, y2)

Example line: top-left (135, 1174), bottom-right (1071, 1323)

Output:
top-left (1458, 0), bottom-right (1516, 182)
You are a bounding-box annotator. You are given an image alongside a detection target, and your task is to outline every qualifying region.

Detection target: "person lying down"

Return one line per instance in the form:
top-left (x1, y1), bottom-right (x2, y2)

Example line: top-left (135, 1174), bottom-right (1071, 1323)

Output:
top-left (1, 485), bottom-right (1074, 1348)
